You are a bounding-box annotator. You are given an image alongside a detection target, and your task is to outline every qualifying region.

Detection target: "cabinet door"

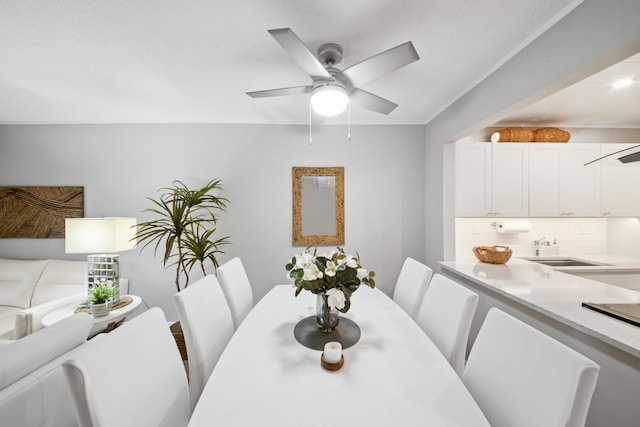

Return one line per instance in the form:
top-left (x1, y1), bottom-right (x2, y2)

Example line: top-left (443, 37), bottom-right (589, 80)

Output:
top-left (529, 144), bottom-right (601, 217)
top-left (562, 144), bottom-right (601, 216)
top-left (529, 145), bottom-right (562, 216)
top-left (491, 144), bottom-right (529, 217)
top-left (455, 142), bottom-right (491, 216)
top-left (600, 143), bottom-right (640, 216)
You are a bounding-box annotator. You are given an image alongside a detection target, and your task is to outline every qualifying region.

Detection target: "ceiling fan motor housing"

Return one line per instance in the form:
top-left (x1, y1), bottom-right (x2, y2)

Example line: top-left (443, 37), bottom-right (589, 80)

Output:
top-left (318, 43), bottom-right (343, 67)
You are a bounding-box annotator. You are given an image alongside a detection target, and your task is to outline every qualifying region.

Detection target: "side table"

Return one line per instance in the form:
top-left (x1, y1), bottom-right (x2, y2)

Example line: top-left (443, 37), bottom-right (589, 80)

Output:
top-left (42, 295), bottom-right (142, 338)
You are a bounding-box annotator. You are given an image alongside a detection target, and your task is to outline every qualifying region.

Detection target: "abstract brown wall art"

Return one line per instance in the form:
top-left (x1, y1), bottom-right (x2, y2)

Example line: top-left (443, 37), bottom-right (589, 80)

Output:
top-left (0, 186), bottom-right (84, 238)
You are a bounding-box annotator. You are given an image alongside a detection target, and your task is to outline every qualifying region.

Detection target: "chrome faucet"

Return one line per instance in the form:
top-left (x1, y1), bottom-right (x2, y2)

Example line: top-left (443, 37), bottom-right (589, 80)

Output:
top-left (534, 237), bottom-right (548, 256)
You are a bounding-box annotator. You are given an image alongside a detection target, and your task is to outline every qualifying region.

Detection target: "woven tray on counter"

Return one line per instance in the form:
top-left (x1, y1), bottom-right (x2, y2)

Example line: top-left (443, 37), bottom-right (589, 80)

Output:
top-left (473, 245), bottom-right (513, 264)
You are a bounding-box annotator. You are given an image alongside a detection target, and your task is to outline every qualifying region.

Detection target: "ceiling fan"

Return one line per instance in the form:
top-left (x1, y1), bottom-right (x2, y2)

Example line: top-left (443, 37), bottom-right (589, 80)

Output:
top-left (247, 28), bottom-right (420, 117)
top-left (584, 144), bottom-right (640, 166)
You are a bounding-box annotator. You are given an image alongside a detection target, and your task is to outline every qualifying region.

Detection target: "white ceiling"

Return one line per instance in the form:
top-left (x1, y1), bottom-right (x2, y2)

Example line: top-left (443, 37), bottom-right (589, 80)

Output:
top-left (0, 0), bottom-right (604, 126)
top-left (497, 52), bottom-right (640, 128)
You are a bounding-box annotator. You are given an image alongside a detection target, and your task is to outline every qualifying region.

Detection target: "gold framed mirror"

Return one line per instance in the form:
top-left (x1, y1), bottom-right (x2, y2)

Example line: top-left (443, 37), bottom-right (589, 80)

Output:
top-left (292, 167), bottom-right (344, 246)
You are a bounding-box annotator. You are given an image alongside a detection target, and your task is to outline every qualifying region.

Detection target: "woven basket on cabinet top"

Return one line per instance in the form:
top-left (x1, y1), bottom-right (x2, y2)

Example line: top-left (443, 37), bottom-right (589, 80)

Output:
top-left (473, 245), bottom-right (513, 264)
top-left (533, 127), bottom-right (571, 142)
top-left (492, 127), bottom-right (534, 142)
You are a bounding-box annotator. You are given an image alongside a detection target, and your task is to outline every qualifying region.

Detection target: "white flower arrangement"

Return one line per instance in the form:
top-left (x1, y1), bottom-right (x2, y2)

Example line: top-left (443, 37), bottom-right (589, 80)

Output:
top-left (285, 247), bottom-right (375, 312)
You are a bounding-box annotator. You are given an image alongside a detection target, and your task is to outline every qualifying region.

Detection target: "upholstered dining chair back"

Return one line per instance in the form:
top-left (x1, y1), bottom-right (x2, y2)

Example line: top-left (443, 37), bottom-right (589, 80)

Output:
top-left (174, 274), bottom-right (234, 410)
top-left (415, 274), bottom-right (478, 376)
top-left (62, 307), bottom-right (190, 427)
top-left (216, 257), bottom-right (254, 329)
top-left (392, 257), bottom-right (433, 319)
top-left (463, 308), bottom-right (600, 427)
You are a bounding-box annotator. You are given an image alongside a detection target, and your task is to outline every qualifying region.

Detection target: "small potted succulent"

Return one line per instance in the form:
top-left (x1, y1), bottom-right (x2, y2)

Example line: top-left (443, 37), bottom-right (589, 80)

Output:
top-left (88, 281), bottom-right (115, 318)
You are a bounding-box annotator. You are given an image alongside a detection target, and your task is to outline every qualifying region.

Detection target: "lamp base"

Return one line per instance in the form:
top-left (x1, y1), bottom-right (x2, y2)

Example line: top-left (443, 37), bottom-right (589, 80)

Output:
top-left (87, 254), bottom-right (121, 301)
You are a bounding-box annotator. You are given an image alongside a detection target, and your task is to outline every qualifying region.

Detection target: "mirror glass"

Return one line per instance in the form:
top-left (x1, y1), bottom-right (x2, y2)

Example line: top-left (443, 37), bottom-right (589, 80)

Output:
top-left (293, 167), bottom-right (344, 245)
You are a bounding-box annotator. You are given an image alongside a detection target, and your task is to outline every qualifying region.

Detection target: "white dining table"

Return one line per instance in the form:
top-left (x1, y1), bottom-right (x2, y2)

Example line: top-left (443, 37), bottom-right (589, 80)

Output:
top-left (188, 285), bottom-right (490, 427)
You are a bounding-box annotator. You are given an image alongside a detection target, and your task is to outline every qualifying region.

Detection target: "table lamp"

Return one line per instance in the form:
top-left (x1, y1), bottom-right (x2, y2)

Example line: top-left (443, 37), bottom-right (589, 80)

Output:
top-left (65, 217), bottom-right (137, 302)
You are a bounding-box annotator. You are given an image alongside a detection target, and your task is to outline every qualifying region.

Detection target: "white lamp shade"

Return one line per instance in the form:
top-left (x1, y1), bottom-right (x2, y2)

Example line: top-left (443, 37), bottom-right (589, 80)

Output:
top-left (65, 217), bottom-right (137, 254)
top-left (311, 85), bottom-right (348, 117)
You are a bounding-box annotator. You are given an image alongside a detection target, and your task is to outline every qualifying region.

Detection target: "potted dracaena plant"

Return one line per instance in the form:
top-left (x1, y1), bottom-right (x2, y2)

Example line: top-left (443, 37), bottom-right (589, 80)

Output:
top-left (133, 179), bottom-right (230, 292)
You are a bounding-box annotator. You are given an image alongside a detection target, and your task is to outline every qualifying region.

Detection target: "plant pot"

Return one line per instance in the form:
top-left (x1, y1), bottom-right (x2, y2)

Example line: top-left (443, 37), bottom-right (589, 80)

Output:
top-left (89, 300), bottom-right (112, 318)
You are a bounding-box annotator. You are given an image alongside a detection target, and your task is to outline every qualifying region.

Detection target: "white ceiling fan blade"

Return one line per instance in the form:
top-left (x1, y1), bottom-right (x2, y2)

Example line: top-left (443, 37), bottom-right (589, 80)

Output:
top-left (268, 28), bottom-right (332, 80)
top-left (584, 144), bottom-right (640, 165)
top-left (343, 41), bottom-right (419, 87)
top-left (247, 86), bottom-right (312, 98)
top-left (350, 88), bottom-right (398, 115)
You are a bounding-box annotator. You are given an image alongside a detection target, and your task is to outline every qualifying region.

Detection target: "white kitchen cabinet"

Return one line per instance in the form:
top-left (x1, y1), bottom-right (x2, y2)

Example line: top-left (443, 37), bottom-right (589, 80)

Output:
top-left (529, 143), bottom-right (601, 217)
top-left (491, 143), bottom-right (529, 216)
top-left (455, 142), bottom-right (491, 216)
top-left (455, 142), bottom-right (528, 217)
top-left (600, 143), bottom-right (640, 216)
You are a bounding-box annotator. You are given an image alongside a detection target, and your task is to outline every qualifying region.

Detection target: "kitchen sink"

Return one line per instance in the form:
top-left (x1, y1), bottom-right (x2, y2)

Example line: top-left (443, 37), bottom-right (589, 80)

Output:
top-left (520, 257), bottom-right (609, 267)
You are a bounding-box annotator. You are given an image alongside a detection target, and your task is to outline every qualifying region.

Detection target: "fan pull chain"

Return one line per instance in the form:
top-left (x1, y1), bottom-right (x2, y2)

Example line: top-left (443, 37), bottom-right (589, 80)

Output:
top-left (309, 98), bottom-right (313, 145)
top-left (347, 98), bottom-right (351, 141)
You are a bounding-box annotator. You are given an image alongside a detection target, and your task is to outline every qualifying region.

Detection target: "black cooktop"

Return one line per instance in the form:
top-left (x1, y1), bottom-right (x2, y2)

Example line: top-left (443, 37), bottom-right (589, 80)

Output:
top-left (582, 302), bottom-right (640, 328)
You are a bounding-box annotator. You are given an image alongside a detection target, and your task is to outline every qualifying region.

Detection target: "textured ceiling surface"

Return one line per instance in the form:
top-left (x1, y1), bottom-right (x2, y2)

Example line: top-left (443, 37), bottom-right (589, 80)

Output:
top-left (497, 52), bottom-right (640, 128)
top-left (0, 0), bottom-right (611, 126)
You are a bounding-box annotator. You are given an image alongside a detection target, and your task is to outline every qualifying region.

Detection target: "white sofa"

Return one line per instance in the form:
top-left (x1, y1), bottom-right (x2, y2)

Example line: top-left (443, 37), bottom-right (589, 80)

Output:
top-left (0, 312), bottom-right (93, 427)
top-left (0, 259), bottom-right (128, 340)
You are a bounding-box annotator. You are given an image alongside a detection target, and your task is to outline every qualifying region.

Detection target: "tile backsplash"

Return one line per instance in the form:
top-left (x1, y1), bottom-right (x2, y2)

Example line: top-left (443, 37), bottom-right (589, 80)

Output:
top-left (455, 218), bottom-right (608, 260)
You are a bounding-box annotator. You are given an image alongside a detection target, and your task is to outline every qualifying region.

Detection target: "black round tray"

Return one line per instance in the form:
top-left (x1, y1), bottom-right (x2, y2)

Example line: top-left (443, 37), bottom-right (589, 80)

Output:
top-left (293, 316), bottom-right (361, 351)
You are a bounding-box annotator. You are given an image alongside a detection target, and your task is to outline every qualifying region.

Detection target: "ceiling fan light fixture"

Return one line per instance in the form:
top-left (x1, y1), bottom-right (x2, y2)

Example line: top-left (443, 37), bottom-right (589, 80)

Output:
top-left (311, 84), bottom-right (348, 117)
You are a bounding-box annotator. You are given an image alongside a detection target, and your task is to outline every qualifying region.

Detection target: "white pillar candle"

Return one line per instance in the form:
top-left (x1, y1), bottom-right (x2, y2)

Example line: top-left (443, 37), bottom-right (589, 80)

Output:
top-left (323, 341), bottom-right (342, 364)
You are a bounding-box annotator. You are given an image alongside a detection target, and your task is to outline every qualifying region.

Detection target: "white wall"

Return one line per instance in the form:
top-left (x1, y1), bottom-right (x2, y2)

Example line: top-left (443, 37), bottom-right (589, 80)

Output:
top-left (607, 217), bottom-right (640, 257)
top-left (0, 123), bottom-right (425, 319)
top-left (455, 217), bottom-right (607, 260)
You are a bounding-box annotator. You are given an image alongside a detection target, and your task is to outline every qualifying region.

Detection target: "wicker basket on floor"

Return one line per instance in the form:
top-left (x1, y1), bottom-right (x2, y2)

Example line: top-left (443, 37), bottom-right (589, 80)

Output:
top-left (170, 321), bottom-right (188, 360)
top-left (473, 245), bottom-right (513, 264)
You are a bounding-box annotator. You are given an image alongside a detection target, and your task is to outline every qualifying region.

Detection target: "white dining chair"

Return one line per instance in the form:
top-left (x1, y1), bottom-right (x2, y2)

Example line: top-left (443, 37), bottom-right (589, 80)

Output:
top-left (216, 257), bottom-right (254, 329)
top-left (392, 257), bottom-right (433, 319)
top-left (173, 274), bottom-right (234, 410)
top-left (463, 308), bottom-right (600, 427)
top-left (62, 307), bottom-right (190, 427)
top-left (414, 274), bottom-right (478, 376)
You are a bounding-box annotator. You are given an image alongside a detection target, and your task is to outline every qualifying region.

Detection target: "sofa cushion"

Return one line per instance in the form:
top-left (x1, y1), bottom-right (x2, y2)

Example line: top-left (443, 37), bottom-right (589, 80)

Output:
top-left (0, 259), bottom-right (48, 308)
top-left (0, 312), bottom-right (92, 390)
top-left (31, 260), bottom-right (87, 307)
top-left (14, 292), bottom-right (87, 340)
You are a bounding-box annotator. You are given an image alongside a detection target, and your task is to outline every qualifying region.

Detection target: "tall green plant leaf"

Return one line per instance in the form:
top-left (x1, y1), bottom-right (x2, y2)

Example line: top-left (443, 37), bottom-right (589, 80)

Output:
top-left (133, 179), bottom-right (230, 291)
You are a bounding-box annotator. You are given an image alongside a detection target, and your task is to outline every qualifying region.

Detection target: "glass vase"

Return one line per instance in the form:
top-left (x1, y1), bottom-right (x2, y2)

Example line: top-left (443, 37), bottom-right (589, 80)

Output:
top-left (316, 292), bottom-right (340, 332)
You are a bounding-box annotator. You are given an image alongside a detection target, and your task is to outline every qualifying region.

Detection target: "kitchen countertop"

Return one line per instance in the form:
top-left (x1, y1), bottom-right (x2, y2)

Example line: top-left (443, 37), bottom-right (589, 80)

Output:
top-left (440, 256), bottom-right (640, 358)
